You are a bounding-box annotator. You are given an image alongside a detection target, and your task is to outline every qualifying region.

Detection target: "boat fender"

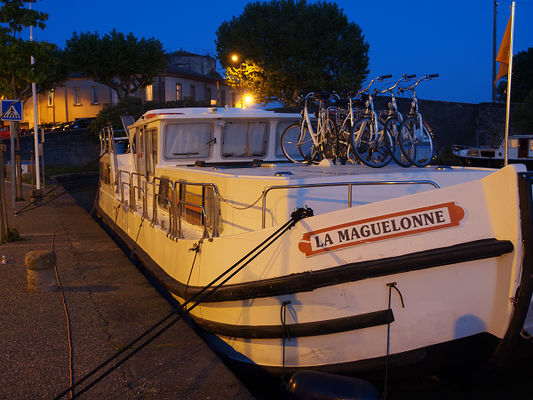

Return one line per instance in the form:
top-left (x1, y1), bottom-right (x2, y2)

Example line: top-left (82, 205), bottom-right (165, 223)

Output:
top-left (285, 370), bottom-right (380, 400)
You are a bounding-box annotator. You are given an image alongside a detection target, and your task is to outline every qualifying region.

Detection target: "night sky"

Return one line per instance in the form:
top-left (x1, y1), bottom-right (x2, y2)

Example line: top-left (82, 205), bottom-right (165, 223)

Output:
top-left (29, 0), bottom-right (533, 104)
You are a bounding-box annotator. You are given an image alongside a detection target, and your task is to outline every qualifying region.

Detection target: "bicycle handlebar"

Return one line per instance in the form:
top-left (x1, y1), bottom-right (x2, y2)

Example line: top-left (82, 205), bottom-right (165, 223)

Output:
top-left (399, 73), bottom-right (439, 92)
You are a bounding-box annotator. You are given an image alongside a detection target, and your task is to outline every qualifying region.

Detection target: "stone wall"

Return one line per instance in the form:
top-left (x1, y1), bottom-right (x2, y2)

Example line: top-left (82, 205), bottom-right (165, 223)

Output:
top-left (374, 97), bottom-right (508, 155)
top-left (3, 129), bottom-right (100, 167)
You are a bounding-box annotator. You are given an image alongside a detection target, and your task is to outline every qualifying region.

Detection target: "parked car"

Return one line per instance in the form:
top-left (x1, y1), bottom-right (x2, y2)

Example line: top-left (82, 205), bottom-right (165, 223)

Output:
top-left (70, 117), bottom-right (95, 130)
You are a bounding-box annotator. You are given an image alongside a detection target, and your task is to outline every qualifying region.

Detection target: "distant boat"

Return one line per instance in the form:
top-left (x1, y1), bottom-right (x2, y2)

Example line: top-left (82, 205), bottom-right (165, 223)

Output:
top-left (453, 134), bottom-right (533, 169)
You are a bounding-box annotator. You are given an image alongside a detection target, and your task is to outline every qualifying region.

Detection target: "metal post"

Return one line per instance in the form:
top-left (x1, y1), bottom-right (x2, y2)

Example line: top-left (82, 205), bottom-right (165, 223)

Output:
top-left (10, 120), bottom-right (15, 209)
top-left (492, 0), bottom-right (498, 102)
top-left (30, 2), bottom-right (41, 191)
top-left (504, 2), bottom-right (516, 167)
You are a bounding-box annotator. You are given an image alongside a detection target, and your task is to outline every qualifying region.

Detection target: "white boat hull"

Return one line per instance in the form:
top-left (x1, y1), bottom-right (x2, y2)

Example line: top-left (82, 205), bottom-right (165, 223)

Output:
top-left (97, 163), bottom-right (533, 373)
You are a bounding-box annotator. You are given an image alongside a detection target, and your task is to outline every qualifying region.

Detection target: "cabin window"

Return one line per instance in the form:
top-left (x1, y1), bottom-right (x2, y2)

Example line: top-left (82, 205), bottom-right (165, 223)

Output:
top-left (99, 161), bottom-right (111, 185)
top-left (275, 121), bottom-right (298, 158)
top-left (135, 128), bottom-right (146, 176)
top-left (510, 139), bottom-right (518, 148)
top-left (145, 128), bottom-right (158, 175)
top-left (179, 183), bottom-right (216, 231)
top-left (164, 123), bottom-right (212, 159)
top-left (222, 121), bottom-right (267, 157)
top-left (158, 177), bottom-right (171, 209)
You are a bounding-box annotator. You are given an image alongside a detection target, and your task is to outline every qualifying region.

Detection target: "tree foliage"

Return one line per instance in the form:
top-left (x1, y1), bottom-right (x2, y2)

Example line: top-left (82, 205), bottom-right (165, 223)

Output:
top-left (496, 48), bottom-right (533, 103)
top-left (64, 30), bottom-right (167, 101)
top-left (216, 0), bottom-right (369, 105)
top-left (0, 0), bottom-right (65, 100)
top-left (225, 59), bottom-right (274, 104)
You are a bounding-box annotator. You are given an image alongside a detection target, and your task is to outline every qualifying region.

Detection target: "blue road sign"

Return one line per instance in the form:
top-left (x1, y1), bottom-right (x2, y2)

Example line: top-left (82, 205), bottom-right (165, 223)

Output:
top-left (1, 100), bottom-right (23, 122)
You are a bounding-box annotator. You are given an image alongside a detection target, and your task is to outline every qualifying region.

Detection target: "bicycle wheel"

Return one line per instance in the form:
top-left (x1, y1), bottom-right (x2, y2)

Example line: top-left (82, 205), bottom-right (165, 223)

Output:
top-left (337, 118), bottom-right (357, 164)
top-left (384, 117), bottom-right (412, 167)
top-left (281, 123), bottom-right (315, 163)
top-left (399, 117), bottom-right (434, 167)
top-left (351, 117), bottom-right (392, 168)
top-left (319, 118), bottom-right (339, 162)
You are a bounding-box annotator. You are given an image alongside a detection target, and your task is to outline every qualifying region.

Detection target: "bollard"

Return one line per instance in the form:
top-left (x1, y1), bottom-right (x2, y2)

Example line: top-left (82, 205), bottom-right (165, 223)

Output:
top-left (25, 250), bottom-right (58, 292)
top-left (29, 189), bottom-right (43, 204)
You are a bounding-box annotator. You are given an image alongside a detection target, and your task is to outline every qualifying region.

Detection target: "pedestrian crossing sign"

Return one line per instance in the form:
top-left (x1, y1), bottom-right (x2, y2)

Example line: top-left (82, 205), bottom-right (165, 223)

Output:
top-left (1, 100), bottom-right (23, 121)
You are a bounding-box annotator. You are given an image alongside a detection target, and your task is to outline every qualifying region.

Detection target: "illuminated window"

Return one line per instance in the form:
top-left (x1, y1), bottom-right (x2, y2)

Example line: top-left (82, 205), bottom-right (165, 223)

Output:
top-left (74, 88), bottom-right (81, 106)
top-left (91, 87), bottom-right (99, 104)
top-left (510, 139), bottom-right (518, 148)
top-left (176, 83), bottom-right (182, 101)
top-left (145, 84), bottom-right (153, 101)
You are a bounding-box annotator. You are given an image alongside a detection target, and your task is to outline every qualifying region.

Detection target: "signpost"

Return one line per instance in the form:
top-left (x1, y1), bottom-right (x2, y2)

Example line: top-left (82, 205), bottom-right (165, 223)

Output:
top-left (1, 100), bottom-right (23, 209)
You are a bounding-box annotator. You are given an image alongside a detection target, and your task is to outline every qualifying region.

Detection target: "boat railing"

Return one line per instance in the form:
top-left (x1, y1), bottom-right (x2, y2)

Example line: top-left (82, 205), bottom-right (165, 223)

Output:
top-left (115, 169), bottom-right (220, 238)
top-left (261, 180), bottom-right (441, 228)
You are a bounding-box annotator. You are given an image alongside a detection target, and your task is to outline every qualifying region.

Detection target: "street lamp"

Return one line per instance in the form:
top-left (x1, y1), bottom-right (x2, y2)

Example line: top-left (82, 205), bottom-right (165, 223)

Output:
top-left (230, 53), bottom-right (243, 107)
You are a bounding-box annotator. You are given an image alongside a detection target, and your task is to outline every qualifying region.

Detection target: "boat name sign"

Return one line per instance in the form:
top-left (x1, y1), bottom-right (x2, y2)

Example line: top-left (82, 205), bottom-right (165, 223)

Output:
top-left (298, 202), bottom-right (465, 257)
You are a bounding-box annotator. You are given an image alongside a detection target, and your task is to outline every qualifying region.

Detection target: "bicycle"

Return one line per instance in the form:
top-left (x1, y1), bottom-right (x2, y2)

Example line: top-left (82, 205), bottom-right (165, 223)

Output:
top-left (281, 92), bottom-right (339, 163)
top-left (398, 74), bottom-right (438, 167)
top-left (350, 75), bottom-right (394, 168)
top-left (377, 74), bottom-right (416, 167)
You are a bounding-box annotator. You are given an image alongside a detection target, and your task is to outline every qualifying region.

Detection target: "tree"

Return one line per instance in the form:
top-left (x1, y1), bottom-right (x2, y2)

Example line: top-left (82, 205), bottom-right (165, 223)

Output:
top-left (0, 0), bottom-right (66, 203)
top-left (64, 30), bottom-right (167, 101)
top-left (496, 48), bottom-right (533, 103)
top-left (0, 0), bottom-right (65, 100)
top-left (216, 0), bottom-right (369, 105)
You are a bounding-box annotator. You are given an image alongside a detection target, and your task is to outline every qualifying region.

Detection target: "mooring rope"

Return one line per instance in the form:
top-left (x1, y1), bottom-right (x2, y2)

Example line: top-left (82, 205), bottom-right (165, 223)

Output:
top-left (384, 281), bottom-right (405, 400)
top-left (52, 206), bottom-right (313, 400)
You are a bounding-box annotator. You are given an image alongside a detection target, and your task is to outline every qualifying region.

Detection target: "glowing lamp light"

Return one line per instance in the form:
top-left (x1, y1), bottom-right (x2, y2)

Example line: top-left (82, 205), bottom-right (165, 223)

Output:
top-left (243, 94), bottom-right (254, 107)
top-left (231, 54), bottom-right (239, 63)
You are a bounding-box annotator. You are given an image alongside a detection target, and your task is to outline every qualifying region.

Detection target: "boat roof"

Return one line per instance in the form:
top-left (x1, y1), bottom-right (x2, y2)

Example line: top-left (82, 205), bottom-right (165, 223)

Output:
top-left (131, 107), bottom-right (300, 127)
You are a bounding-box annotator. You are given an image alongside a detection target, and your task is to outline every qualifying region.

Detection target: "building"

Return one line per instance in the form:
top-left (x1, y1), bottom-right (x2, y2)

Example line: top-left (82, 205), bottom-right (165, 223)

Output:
top-left (19, 51), bottom-right (235, 129)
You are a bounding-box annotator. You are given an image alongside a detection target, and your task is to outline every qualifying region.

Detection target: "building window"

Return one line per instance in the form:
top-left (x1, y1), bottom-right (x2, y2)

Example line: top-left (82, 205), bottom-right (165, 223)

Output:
top-left (206, 87), bottom-right (212, 104)
top-left (74, 88), bottom-right (81, 106)
top-left (190, 85), bottom-right (196, 101)
top-left (145, 84), bottom-right (153, 101)
top-left (176, 83), bottom-right (182, 101)
top-left (47, 90), bottom-right (54, 107)
top-left (221, 90), bottom-right (226, 107)
top-left (91, 87), bottom-right (99, 104)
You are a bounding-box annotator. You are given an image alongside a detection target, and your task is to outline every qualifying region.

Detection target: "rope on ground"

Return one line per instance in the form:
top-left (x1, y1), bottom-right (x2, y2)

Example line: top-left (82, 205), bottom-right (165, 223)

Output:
top-left (52, 232), bottom-right (75, 399)
top-left (51, 206), bottom-right (313, 400)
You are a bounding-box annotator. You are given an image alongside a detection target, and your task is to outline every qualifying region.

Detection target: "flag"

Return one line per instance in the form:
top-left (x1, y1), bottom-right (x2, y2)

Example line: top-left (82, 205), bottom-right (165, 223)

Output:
top-left (494, 15), bottom-right (512, 85)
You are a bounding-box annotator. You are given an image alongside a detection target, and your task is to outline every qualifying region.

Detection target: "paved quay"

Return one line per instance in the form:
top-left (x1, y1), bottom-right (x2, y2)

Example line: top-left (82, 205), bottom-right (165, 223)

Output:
top-left (0, 181), bottom-right (254, 400)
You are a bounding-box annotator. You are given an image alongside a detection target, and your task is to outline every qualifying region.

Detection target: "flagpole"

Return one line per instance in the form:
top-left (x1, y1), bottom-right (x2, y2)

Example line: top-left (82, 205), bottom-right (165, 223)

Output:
top-left (504, 1), bottom-right (516, 166)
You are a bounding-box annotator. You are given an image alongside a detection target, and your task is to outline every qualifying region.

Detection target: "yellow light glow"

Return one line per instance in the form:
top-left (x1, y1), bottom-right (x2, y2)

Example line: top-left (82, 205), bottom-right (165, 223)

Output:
top-left (243, 94), bottom-right (254, 106)
top-left (231, 54), bottom-right (239, 63)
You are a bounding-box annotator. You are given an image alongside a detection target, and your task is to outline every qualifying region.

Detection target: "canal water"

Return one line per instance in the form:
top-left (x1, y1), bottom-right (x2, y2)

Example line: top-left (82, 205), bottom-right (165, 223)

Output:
top-left (62, 173), bottom-right (533, 400)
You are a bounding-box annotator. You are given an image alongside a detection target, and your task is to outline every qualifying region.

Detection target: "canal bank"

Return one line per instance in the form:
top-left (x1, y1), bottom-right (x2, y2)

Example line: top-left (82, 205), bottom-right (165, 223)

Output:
top-left (0, 180), bottom-right (253, 400)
